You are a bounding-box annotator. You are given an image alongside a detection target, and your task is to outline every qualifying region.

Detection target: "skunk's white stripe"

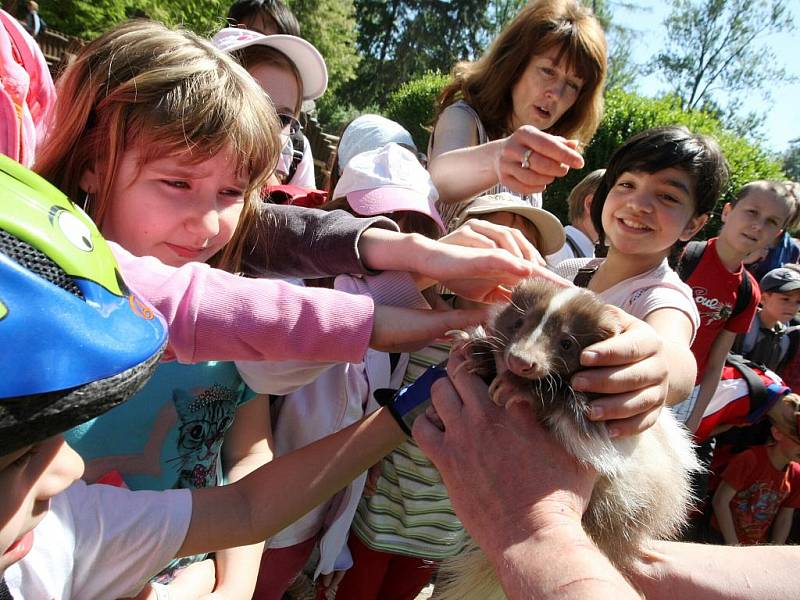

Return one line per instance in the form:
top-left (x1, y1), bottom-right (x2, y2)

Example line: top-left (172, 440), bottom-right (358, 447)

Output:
top-left (524, 286), bottom-right (583, 347)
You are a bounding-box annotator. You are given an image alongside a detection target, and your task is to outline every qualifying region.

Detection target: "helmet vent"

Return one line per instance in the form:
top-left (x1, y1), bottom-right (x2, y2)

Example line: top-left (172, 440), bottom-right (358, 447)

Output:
top-left (0, 230), bottom-right (84, 299)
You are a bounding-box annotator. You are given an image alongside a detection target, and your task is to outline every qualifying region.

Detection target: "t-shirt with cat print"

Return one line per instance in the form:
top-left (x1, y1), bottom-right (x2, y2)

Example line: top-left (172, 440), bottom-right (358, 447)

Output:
top-left (63, 360), bottom-right (255, 579)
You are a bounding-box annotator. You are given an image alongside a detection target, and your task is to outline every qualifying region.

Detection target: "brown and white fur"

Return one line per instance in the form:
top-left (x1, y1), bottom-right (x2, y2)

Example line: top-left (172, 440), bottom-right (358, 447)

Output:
top-left (437, 279), bottom-right (700, 600)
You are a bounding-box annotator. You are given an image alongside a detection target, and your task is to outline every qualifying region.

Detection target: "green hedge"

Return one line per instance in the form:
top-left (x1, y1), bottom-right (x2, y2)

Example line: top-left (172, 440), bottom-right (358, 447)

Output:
top-left (542, 89), bottom-right (785, 238)
top-left (382, 77), bottom-right (784, 239)
top-left (384, 71), bottom-right (449, 152)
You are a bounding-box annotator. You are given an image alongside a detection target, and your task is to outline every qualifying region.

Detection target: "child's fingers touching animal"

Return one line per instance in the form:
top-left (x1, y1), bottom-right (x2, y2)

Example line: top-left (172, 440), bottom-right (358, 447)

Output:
top-left (586, 389), bottom-right (664, 437)
top-left (440, 218), bottom-right (541, 264)
top-left (576, 306), bottom-right (661, 368)
top-left (441, 264), bottom-right (571, 304)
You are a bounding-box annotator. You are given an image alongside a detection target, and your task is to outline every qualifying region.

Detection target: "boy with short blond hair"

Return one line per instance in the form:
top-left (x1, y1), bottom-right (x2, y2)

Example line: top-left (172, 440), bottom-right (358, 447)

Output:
top-left (677, 181), bottom-right (795, 432)
top-left (546, 168), bottom-right (604, 265)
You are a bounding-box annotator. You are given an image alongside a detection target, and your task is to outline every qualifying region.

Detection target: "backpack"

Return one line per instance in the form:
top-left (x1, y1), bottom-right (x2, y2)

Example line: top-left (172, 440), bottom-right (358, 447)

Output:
top-left (732, 316), bottom-right (800, 374)
top-left (286, 129), bottom-right (305, 182)
top-left (723, 354), bottom-right (771, 419)
top-left (564, 232), bottom-right (587, 259)
top-left (677, 240), bottom-right (754, 322)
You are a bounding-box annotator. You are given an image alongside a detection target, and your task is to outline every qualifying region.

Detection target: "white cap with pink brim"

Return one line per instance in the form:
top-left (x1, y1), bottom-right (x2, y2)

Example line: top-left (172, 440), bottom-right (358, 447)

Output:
top-left (333, 143), bottom-right (446, 234)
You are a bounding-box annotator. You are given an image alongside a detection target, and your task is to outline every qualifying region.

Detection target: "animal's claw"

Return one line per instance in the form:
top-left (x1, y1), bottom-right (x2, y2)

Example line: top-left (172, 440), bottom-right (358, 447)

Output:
top-left (489, 373), bottom-right (519, 407)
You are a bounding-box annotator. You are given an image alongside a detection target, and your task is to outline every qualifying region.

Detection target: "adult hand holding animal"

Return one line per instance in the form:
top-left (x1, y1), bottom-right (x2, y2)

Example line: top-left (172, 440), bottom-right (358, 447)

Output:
top-left (413, 351), bottom-right (639, 600)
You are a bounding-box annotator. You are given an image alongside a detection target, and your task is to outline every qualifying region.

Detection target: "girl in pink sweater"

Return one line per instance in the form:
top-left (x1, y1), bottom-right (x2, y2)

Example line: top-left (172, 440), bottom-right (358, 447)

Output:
top-left (33, 20), bottom-right (545, 597)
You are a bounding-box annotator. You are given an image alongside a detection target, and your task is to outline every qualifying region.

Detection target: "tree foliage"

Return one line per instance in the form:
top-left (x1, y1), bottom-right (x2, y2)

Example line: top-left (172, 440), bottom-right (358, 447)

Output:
top-left (384, 71), bottom-right (449, 151)
top-left (650, 0), bottom-right (795, 119)
top-left (784, 139), bottom-right (800, 182)
top-left (287, 0), bottom-right (360, 94)
top-left (39, 0), bottom-right (230, 39)
top-left (38, 0), bottom-right (359, 94)
top-left (341, 0), bottom-right (494, 107)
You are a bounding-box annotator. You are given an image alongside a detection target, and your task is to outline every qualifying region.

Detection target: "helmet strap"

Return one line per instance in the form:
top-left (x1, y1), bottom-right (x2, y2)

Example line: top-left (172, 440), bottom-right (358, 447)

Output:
top-left (82, 192), bottom-right (93, 215)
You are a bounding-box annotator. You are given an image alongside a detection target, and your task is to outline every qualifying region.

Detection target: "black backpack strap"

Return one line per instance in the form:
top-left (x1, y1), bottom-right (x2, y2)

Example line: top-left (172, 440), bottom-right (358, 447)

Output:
top-left (573, 258), bottom-right (604, 288)
top-left (676, 240), bottom-right (707, 281)
top-left (731, 270), bottom-right (754, 321)
top-left (565, 233), bottom-right (584, 259)
top-left (781, 318), bottom-right (800, 372)
top-left (725, 354), bottom-right (770, 416)
top-left (286, 130), bottom-right (305, 182)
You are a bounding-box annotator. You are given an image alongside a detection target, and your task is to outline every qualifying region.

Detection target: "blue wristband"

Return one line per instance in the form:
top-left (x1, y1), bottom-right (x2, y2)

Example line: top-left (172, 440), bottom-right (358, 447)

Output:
top-left (376, 365), bottom-right (448, 435)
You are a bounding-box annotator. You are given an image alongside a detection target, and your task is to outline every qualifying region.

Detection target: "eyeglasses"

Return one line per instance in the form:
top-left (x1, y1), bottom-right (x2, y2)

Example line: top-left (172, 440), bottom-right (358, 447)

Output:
top-left (278, 113), bottom-right (301, 136)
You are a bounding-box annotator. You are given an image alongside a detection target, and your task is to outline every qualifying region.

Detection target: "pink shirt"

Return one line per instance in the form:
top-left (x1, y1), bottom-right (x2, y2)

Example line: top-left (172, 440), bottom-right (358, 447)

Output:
top-left (111, 242), bottom-right (375, 364)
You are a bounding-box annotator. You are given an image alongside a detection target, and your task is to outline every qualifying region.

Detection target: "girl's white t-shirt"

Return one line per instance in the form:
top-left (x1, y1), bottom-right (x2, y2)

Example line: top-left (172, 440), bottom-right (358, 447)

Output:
top-left (5, 481), bottom-right (191, 600)
top-left (554, 258), bottom-right (700, 343)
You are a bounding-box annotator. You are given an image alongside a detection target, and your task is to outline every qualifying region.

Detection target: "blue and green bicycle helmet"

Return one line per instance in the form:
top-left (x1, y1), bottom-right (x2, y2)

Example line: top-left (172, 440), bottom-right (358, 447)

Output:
top-left (0, 154), bottom-right (168, 455)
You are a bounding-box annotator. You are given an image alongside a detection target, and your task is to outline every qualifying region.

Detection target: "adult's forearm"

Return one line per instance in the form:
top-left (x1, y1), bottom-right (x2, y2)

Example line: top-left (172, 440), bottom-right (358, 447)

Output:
top-left (428, 141), bottom-right (502, 205)
top-left (493, 524), bottom-right (640, 600)
top-left (633, 540), bottom-right (799, 600)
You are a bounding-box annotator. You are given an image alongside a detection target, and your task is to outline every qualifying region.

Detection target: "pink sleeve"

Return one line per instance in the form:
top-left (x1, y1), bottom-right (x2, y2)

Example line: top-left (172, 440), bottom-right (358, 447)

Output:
top-left (110, 242), bottom-right (374, 364)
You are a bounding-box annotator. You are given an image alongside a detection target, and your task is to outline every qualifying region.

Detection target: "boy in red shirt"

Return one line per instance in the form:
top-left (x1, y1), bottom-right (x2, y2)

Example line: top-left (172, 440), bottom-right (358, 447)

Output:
top-left (712, 393), bottom-right (800, 545)
top-left (675, 181), bottom-right (795, 432)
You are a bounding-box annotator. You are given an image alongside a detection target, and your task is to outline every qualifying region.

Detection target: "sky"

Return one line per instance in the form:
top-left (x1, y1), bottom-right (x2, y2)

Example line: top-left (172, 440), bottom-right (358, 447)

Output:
top-left (613, 1), bottom-right (799, 155)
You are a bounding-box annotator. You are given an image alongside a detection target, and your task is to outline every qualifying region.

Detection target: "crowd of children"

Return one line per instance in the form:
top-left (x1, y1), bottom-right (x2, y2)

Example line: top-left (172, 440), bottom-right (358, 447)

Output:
top-left (1, 0), bottom-right (800, 599)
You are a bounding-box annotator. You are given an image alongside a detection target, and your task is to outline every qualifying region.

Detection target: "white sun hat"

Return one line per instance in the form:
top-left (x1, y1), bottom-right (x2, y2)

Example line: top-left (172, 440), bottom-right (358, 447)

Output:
top-left (333, 143), bottom-right (446, 234)
top-left (212, 28), bottom-right (328, 100)
top-left (456, 193), bottom-right (566, 256)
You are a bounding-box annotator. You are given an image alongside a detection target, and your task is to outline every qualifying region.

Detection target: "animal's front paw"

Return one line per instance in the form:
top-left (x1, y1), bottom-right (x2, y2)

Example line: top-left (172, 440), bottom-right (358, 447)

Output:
top-left (489, 372), bottom-right (527, 407)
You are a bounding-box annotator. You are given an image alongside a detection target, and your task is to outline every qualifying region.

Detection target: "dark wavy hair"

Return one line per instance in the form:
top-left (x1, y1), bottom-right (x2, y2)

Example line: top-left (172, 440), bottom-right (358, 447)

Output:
top-left (590, 126), bottom-right (729, 248)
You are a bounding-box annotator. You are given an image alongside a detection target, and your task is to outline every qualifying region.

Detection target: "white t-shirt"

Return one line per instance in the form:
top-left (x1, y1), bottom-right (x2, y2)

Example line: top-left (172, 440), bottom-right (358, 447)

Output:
top-left (287, 135), bottom-right (316, 189)
top-left (5, 481), bottom-right (191, 600)
top-left (546, 225), bottom-right (596, 267)
top-left (554, 258), bottom-right (700, 343)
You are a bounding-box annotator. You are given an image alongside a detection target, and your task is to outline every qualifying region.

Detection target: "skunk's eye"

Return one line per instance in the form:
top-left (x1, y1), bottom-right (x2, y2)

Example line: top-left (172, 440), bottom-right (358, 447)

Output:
top-left (560, 338), bottom-right (574, 351)
top-left (512, 318), bottom-right (524, 331)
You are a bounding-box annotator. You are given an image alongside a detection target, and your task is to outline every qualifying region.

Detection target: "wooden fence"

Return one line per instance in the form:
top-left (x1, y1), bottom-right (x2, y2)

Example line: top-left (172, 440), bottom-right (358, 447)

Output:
top-left (301, 113), bottom-right (339, 191)
top-left (35, 28), bottom-right (82, 74)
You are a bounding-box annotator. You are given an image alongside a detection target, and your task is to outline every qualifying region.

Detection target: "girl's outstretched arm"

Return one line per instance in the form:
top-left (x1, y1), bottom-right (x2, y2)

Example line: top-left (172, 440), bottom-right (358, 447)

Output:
top-left (112, 242), bottom-right (492, 362)
top-left (178, 408), bottom-right (405, 558)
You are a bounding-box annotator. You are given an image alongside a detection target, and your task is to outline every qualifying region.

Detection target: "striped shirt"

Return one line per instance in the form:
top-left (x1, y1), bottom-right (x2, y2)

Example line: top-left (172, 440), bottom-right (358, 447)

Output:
top-left (350, 342), bottom-right (470, 558)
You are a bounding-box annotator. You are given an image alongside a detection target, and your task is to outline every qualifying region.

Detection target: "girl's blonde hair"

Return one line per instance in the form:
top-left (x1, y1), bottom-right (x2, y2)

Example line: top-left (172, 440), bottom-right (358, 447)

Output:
top-left (35, 20), bottom-right (281, 271)
top-left (434, 0), bottom-right (606, 145)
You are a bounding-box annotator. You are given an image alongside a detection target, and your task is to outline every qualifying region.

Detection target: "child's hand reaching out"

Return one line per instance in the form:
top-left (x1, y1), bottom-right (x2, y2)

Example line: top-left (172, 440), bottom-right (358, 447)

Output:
top-left (358, 226), bottom-right (570, 303)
